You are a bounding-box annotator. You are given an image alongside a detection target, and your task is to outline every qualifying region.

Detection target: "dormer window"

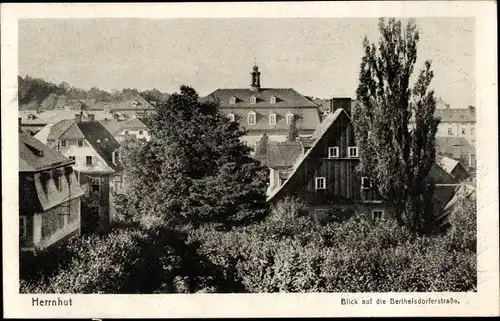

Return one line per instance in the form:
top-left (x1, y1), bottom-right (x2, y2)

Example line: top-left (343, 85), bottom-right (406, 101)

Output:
top-left (248, 111), bottom-right (256, 125)
top-left (132, 101), bottom-right (139, 107)
top-left (328, 147), bottom-right (339, 158)
top-left (229, 97), bottom-right (236, 104)
top-left (112, 150), bottom-right (119, 165)
top-left (227, 113), bottom-right (235, 122)
top-left (270, 96), bottom-right (277, 104)
top-left (286, 113), bottom-right (295, 125)
top-left (269, 113), bottom-right (277, 125)
top-left (348, 147), bottom-right (358, 158)
top-left (250, 96), bottom-right (257, 104)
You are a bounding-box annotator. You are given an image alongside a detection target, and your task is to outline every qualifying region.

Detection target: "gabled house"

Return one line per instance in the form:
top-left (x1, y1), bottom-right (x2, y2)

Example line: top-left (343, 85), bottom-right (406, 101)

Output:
top-left (266, 108), bottom-right (462, 222)
top-left (201, 65), bottom-right (322, 152)
top-left (39, 114), bottom-right (124, 233)
top-left (98, 117), bottom-right (151, 142)
top-left (436, 155), bottom-right (470, 182)
top-left (435, 136), bottom-right (476, 172)
top-left (19, 131), bottom-right (84, 253)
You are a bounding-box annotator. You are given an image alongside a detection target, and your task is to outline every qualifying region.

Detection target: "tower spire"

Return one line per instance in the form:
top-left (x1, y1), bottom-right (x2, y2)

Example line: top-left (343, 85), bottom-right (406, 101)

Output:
top-left (250, 61), bottom-right (261, 92)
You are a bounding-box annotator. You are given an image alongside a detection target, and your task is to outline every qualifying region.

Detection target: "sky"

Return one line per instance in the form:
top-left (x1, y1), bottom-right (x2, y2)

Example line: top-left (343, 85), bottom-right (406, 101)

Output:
top-left (18, 18), bottom-right (475, 108)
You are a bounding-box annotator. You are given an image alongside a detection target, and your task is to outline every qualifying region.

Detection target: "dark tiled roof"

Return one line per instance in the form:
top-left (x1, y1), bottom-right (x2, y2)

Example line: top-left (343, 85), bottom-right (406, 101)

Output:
top-left (77, 121), bottom-right (123, 172)
top-left (19, 131), bottom-right (73, 172)
top-left (47, 119), bottom-right (75, 141)
top-left (99, 118), bottom-right (149, 136)
top-left (263, 141), bottom-right (304, 168)
top-left (434, 108), bottom-right (475, 123)
top-left (203, 88), bottom-right (320, 108)
top-left (436, 137), bottom-right (475, 159)
top-left (220, 107), bottom-right (321, 132)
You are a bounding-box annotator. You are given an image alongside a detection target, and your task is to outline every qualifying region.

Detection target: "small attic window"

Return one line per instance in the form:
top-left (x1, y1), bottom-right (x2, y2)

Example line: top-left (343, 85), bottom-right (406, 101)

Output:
top-left (229, 97), bottom-right (236, 104)
top-left (227, 113), bottom-right (235, 122)
top-left (286, 113), bottom-right (295, 125)
top-left (250, 96), bottom-right (257, 104)
top-left (270, 96), bottom-right (277, 104)
top-left (132, 101), bottom-right (139, 107)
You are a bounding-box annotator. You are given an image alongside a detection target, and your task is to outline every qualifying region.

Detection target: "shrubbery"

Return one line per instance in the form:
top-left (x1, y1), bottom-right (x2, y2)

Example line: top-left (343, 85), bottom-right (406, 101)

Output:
top-left (187, 196), bottom-right (477, 293)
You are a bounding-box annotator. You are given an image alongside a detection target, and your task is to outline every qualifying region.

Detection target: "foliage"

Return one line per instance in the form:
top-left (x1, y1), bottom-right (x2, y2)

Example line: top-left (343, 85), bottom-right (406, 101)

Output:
top-left (115, 85), bottom-right (269, 228)
top-left (256, 133), bottom-right (269, 156)
top-left (20, 225), bottom-right (238, 294)
top-left (287, 118), bottom-right (299, 142)
top-left (187, 197), bottom-right (476, 293)
top-left (353, 18), bottom-right (440, 234)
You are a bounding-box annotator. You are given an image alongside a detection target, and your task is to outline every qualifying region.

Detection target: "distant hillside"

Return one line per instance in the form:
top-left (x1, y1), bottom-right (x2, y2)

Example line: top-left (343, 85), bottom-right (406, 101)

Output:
top-left (18, 75), bottom-right (170, 110)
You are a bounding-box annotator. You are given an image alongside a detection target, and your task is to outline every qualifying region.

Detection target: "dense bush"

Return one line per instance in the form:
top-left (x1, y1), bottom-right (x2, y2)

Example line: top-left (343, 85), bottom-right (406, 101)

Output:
top-left (187, 197), bottom-right (477, 293)
top-left (20, 224), bottom-right (240, 294)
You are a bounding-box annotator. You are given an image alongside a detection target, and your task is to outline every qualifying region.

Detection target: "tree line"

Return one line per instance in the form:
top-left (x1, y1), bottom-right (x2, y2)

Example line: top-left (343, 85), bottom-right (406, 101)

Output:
top-left (18, 75), bottom-right (170, 107)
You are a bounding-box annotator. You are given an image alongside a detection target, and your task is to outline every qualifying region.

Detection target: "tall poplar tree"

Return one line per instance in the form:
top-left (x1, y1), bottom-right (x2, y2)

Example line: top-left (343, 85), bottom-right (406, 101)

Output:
top-left (353, 18), bottom-right (440, 234)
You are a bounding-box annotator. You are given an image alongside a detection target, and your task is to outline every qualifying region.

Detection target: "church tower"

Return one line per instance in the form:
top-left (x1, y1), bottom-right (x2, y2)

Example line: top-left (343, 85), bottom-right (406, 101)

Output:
top-left (250, 64), bottom-right (261, 92)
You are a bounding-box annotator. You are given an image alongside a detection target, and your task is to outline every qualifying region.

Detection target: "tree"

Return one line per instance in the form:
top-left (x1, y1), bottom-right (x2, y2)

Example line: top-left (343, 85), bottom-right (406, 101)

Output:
top-left (116, 85), bottom-right (269, 227)
top-left (353, 18), bottom-right (440, 234)
top-left (256, 133), bottom-right (269, 156)
top-left (287, 118), bottom-right (299, 142)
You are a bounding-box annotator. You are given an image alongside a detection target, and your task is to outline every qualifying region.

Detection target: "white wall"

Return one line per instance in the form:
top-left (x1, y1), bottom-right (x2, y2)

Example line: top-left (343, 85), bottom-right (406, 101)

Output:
top-left (57, 138), bottom-right (113, 173)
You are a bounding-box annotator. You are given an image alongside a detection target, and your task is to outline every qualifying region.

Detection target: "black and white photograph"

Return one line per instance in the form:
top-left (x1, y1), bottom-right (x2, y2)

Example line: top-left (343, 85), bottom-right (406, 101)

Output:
top-left (2, 1), bottom-right (498, 318)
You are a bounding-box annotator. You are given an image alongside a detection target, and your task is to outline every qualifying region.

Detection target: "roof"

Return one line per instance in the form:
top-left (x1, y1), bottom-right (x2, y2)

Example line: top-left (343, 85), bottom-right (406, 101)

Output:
top-left (46, 119), bottom-right (75, 142)
top-left (76, 121), bottom-right (123, 172)
top-left (409, 107), bottom-right (476, 123)
top-left (263, 141), bottom-right (304, 168)
top-left (19, 110), bottom-right (111, 126)
top-left (19, 131), bottom-right (73, 172)
top-left (202, 88), bottom-right (320, 108)
top-left (436, 155), bottom-right (460, 174)
top-left (98, 118), bottom-right (149, 136)
top-left (33, 124), bottom-right (54, 144)
top-left (435, 136), bottom-right (475, 159)
top-left (267, 108), bottom-right (347, 202)
top-left (220, 107), bottom-right (321, 132)
top-left (312, 98), bottom-right (330, 112)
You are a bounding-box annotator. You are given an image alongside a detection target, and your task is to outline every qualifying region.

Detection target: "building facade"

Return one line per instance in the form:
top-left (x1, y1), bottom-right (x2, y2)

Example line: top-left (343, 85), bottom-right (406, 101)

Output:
top-left (39, 116), bottom-right (124, 233)
top-left (19, 131), bottom-right (84, 253)
top-left (266, 108), bottom-right (460, 222)
top-left (98, 117), bottom-right (151, 142)
top-left (202, 65), bottom-right (322, 152)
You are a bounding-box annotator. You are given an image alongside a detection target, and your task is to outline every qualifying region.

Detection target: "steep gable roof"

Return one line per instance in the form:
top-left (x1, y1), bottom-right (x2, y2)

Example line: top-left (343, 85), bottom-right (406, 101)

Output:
top-left (436, 155), bottom-right (461, 175)
top-left (46, 119), bottom-right (77, 141)
top-left (76, 121), bottom-right (123, 172)
top-left (19, 131), bottom-right (73, 172)
top-left (99, 118), bottom-right (149, 136)
top-left (267, 108), bottom-right (348, 202)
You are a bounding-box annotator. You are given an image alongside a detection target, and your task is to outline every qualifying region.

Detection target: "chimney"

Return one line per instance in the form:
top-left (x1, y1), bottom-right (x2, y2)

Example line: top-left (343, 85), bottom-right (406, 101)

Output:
top-left (75, 111), bottom-right (83, 123)
top-left (330, 98), bottom-right (352, 116)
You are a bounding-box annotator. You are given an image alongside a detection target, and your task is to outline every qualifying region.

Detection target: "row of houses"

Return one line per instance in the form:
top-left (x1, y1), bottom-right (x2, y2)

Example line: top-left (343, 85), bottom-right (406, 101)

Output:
top-left (18, 64), bottom-right (476, 252)
top-left (19, 113), bottom-right (150, 253)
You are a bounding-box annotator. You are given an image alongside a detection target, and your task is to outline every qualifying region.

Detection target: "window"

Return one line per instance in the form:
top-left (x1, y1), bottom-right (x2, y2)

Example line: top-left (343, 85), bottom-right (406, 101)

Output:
top-left (269, 113), bottom-right (277, 125)
top-left (270, 96), bottom-right (276, 104)
top-left (55, 176), bottom-right (63, 191)
top-left (361, 177), bottom-right (372, 189)
top-left (328, 147), bottom-right (339, 158)
top-left (286, 113), bottom-right (294, 125)
top-left (60, 140), bottom-right (67, 147)
top-left (86, 156), bottom-right (93, 166)
top-left (315, 177), bottom-right (326, 190)
top-left (469, 153), bottom-right (476, 168)
top-left (69, 156), bottom-right (75, 162)
top-left (139, 130), bottom-right (144, 135)
top-left (55, 144), bottom-right (60, 151)
top-left (448, 127), bottom-right (453, 135)
top-left (372, 210), bottom-right (384, 221)
top-left (248, 112), bottom-right (256, 125)
top-left (348, 147), bottom-right (359, 158)
top-left (250, 96), bottom-right (257, 104)
top-left (229, 97), bottom-right (236, 104)
top-left (91, 177), bottom-right (100, 193)
top-left (227, 113), bottom-right (235, 122)
top-left (19, 217), bottom-right (27, 240)
top-left (77, 140), bottom-right (84, 147)
top-left (461, 128), bottom-right (466, 135)
top-left (125, 130), bottom-right (129, 135)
